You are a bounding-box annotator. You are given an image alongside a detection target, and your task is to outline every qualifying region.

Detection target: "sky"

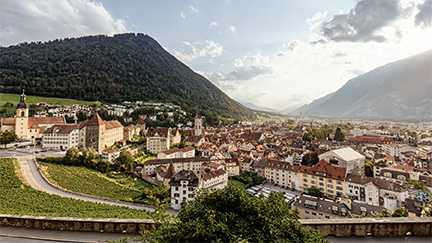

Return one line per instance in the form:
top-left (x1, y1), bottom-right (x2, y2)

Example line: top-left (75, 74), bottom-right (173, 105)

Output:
top-left (1, 0), bottom-right (431, 111)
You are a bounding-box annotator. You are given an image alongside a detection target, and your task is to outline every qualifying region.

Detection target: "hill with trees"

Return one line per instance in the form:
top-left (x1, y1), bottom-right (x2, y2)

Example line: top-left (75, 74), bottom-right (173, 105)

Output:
top-left (0, 33), bottom-right (257, 120)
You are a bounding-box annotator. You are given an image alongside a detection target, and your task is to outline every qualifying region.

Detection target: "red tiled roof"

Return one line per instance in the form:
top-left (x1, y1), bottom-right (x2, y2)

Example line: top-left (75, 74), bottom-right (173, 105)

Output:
top-left (202, 168), bottom-right (226, 181)
top-left (300, 160), bottom-right (346, 180)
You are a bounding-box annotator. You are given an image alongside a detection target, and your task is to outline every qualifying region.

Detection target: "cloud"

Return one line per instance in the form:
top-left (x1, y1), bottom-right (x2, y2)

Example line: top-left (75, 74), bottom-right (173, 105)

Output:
top-left (173, 40), bottom-right (224, 62)
top-left (229, 26), bottom-right (236, 34)
top-left (415, 0), bottom-right (432, 27)
top-left (190, 5), bottom-right (199, 13)
top-left (320, 0), bottom-right (400, 42)
top-left (210, 21), bottom-right (219, 27)
top-left (0, 0), bottom-right (128, 47)
top-left (180, 11), bottom-right (186, 19)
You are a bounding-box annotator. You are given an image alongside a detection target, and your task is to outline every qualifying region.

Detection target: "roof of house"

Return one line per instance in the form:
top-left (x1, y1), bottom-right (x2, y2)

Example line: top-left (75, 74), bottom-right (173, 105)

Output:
top-left (201, 168), bottom-right (226, 181)
top-left (28, 117), bottom-right (65, 128)
top-left (202, 162), bottom-right (222, 169)
top-left (346, 173), bottom-right (407, 192)
top-left (147, 127), bottom-right (170, 138)
top-left (321, 147), bottom-right (364, 162)
top-left (169, 170), bottom-right (199, 187)
top-left (144, 157), bottom-right (210, 165)
top-left (300, 160), bottom-right (346, 181)
top-left (43, 124), bottom-right (79, 134)
top-left (103, 147), bottom-right (121, 154)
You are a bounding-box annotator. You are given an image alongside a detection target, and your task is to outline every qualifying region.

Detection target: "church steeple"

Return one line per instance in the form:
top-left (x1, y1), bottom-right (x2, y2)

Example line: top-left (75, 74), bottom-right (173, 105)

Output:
top-left (194, 107), bottom-right (203, 136)
top-left (16, 89), bottom-right (29, 117)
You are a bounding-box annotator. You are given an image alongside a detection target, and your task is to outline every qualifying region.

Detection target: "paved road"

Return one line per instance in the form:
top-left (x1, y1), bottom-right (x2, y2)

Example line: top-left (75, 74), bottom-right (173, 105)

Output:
top-left (0, 226), bottom-right (139, 243)
top-left (0, 149), bottom-right (178, 215)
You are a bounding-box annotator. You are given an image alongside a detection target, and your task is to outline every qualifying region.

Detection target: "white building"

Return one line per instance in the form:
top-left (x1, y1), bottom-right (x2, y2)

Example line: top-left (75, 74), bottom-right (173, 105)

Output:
top-left (157, 146), bottom-right (195, 159)
top-left (42, 124), bottom-right (79, 150)
top-left (384, 144), bottom-right (416, 157)
top-left (319, 147), bottom-right (365, 176)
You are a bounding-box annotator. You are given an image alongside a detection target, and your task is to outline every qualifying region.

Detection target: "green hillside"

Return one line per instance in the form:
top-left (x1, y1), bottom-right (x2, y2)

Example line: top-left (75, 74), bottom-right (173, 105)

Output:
top-left (0, 93), bottom-right (97, 106)
top-left (0, 33), bottom-right (256, 120)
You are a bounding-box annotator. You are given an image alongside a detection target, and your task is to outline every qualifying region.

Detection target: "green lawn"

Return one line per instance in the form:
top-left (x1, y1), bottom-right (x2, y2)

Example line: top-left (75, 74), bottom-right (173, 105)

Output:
top-left (228, 179), bottom-right (248, 189)
top-left (0, 93), bottom-right (98, 106)
top-left (39, 162), bottom-right (154, 203)
top-left (0, 158), bottom-right (154, 219)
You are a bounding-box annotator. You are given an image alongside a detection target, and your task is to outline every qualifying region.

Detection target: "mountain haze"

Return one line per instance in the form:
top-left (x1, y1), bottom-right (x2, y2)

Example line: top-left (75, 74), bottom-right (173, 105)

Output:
top-left (0, 33), bottom-right (256, 120)
top-left (295, 50), bottom-right (432, 120)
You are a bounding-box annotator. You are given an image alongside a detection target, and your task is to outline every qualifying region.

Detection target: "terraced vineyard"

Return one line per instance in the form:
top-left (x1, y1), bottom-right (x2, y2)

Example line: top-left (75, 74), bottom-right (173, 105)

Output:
top-left (39, 162), bottom-right (152, 203)
top-left (0, 158), bottom-right (154, 218)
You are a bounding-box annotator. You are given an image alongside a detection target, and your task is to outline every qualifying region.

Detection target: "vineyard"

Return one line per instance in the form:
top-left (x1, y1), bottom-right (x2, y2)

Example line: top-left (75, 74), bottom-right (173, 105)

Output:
top-left (0, 158), bottom-right (154, 218)
top-left (38, 162), bottom-right (153, 203)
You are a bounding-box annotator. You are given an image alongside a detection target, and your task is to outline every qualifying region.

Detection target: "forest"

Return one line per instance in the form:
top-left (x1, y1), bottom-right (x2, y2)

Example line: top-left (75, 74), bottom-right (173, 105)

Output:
top-left (0, 33), bottom-right (257, 121)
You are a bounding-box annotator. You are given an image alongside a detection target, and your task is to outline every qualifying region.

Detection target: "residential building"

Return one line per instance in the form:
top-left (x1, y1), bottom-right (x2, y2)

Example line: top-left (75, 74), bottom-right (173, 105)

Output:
top-left (298, 160), bottom-right (347, 199)
top-left (265, 159), bottom-right (300, 190)
top-left (319, 147), bottom-right (365, 175)
top-left (146, 128), bottom-right (181, 154)
top-left (100, 147), bottom-right (121, 163)
top-left (42, 124), bottom-right (79, 150)
top-left (224, 159), bottom-right (240, 176)
top-left (78, 114), bottom-right (124, 153)
top-left (157, 146), bottom-right (195, 159)
top-left (170, 170), bottom-right (200, 210)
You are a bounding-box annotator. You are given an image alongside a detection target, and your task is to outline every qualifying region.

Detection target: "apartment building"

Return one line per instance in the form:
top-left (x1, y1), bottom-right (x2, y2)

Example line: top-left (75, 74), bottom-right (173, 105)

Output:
top-left (42, 124), bottom-right (79, 150)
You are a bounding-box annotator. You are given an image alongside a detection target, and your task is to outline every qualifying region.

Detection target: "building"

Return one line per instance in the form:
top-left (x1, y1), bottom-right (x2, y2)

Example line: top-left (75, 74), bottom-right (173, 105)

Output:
top-left (194, 110), bottom-right (203, 136)
top-left (298, 160), bottom-right (347, 199)
top-left (157, 146), bottom-right (195, 160)
top-left (265, 159), bottom-right (301, 190)
top-left (42, 124), bottom-right (79, 150)
top-left (146, 128), bottom-right (181, 154)
top-left (224, 159), bottom-right (240, 176)
top-left (319, 147), bottom-right (365, 176)
top-left (123, 117), bottom-right (146, 141)
top-left (78, 114), bottom-right (124, 153)
top-left (156, 162), bottom-right (177, 187)
top-left (0, 91), bottom-right (65, 138)
top-left (100, 147), bottom-right (121, 163)
top-left (170, 170), bottom-right (200, 210)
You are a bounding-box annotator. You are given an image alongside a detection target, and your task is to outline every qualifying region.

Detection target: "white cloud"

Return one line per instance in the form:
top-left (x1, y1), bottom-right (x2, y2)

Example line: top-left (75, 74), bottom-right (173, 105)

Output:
top-left (180, 11), bottom-right (186, 19)
top-left (229, 26), bottom-right (236, 34)
top-left (173, 40), bottom-right (224, 62)
top-left (190, 5), bottom-right (199, 13)
top-left (210, 21), bottom-right (219, 27)
top-left (0, 0), bottom-right (128, 46)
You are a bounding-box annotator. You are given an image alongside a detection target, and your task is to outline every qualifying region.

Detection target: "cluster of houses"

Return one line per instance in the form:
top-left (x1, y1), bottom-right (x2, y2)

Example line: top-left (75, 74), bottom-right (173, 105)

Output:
top-left (1, 92), bottom-right (431, 216)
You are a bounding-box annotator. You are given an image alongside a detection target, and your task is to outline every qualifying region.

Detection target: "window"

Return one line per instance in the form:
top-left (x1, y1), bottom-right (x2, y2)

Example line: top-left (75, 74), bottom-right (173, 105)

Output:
top-left (337, 181), bottom-right (342, 185)
top-left (336, 186), bottom-right (343, 191)
top-left (183, 190), bottom-right (186, 195)
top-left (319, 182), bottom-right (324, 186)
top-left (303, 179), bottom-right (308, 182)
top-left (312, 212), bottom-right (317, 216)
top-left (319, 178), bottom-right (324, 181)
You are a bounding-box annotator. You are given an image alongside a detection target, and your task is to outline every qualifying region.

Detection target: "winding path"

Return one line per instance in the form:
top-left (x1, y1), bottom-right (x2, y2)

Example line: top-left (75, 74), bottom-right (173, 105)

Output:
top-left (1, 150), bottom-right (177, 215)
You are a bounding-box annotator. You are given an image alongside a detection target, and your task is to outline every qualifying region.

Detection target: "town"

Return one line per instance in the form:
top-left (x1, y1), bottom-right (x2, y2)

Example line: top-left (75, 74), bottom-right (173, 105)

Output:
top-left (1, 91), bottom-right (431, 218)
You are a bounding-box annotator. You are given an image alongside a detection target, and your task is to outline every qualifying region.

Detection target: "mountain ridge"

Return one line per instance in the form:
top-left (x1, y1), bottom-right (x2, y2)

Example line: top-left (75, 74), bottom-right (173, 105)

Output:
top-left (294, 50), bottom-right (432, 120)
top-left (0, 33), bottom-right (257, 120)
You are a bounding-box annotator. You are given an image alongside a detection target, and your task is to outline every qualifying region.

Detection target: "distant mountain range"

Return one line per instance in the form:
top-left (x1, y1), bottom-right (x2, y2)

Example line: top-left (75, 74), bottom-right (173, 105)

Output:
top-left (0, 33), bottom-right (257, 120)
top-left (293, 50), bottom-right (432, 121)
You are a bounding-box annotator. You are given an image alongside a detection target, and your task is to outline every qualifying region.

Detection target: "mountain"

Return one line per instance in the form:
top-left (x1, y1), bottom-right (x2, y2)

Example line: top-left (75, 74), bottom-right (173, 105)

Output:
top-left (0, 33), bottom-right (256, 120)
top-left (238, 101), bottom-right (279, 113)
top-left (292, 92), bottom-right (335, 115)
top-left (295, 50), bottom-right (432, 120)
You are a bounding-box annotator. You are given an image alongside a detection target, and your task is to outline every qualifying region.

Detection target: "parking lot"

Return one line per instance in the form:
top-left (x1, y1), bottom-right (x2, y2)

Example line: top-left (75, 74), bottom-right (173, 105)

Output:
top-left (246, 182), bottom-right (302, 202)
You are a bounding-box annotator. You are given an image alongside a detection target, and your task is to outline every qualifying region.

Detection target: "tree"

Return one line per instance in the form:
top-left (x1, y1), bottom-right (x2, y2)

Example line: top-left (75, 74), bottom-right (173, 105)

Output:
top-left (115, 150), bottom-right (134, 172)
top-left (78, 147), bottom-right (99, 168)
top-left (407, 179), bottom-right (431, 195)
top-left (97, 160), bottom-right (111, 173)
top-left (0, 131), bottom-right (18, 148)
top-left (62, 147), bottom-right (79, 165)
top-left (334, 127), bottom-right (345, 141)
top-left (302, 132), bottom-right (313, 142)
top-left (372, 208), bottom-right (405, 217)
top-left (364, 160), bottom-right (374, 177)
top-left (138, 186), bottom-right (327, 242)
top-left (306, 187), bottom-right (323, 198)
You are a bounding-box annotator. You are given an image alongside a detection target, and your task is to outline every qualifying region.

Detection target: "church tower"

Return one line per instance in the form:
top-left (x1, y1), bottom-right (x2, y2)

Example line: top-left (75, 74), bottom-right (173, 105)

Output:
top-left (15, 90), bottom-right (29, 138)
top-left (194, 108), bottom-right (203, 136)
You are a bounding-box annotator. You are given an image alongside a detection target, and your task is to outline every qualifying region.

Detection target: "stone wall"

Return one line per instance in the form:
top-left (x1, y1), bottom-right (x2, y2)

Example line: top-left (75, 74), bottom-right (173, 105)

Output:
top-left (0, 214), bottom-right (157, 234)
top-left (299, 217), bottom-right (432, 237)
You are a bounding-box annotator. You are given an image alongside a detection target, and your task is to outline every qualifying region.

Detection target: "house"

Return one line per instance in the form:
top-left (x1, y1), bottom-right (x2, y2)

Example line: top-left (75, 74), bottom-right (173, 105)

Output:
top-left (170, 170), bottom-right (200, 210)
top-left (298, 160), bottom-right (347, 199)
top-left (146, 128), bottom-right (181, 154)
top-left (42, 124), bottom-right (79, 150)
top-left (100, 147), bottom-right (121, 163)
top-left (224, 158), bottom-right (240, 176)
top-left (78, 114), bottom-right (124, 153)
top-left (265, 159), bottom-right (301, 190)
top-left (157, 146), bottom-right (195, 159)
top-left (319, 147), bottom-right (365, 175)
top-left (156, 162), bottom-right (177, 187)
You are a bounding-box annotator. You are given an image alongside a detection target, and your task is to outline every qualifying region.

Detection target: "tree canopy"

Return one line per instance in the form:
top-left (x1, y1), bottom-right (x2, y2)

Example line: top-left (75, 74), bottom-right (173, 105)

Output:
top-left (140, 186), bottom-right (327, 242)
top-left (334, 127), bottom-right (345, 141)
top-left (0, 131), bottom-right (18, 148)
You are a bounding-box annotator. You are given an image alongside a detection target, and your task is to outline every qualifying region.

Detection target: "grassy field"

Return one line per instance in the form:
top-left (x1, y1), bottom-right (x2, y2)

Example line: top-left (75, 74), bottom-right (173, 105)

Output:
top-left (228, 179), bottom-right (249, 189)
top-left (135, 154), bottom-right (157, 165)
top-left (0, 93), bottom-right (98, 106)
top-left (39, 162), bottom-right (154, 203)
top-left (0, 158), bottom-right (154, 219)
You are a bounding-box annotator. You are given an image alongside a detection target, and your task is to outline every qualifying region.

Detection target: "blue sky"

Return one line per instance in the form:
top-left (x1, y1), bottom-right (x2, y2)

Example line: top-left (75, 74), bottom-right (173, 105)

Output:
top-left (1, 0), bottom-right (431, 111)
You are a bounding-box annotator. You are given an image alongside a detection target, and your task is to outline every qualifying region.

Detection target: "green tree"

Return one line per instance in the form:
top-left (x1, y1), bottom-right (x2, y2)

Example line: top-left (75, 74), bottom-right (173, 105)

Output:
top-left (372, 208), bottom-right (405, 217)
top-left (364, 160), bottom-right (374, 177)
top-left (115, 150), bottom-right (134, 172)
top-left (334, 127), bottom-right (345, 141)
top-left (78, 147), bottom-right (99, 168)
top-left (138, 186), bottom-right (327, 242)
top-left (62, 147), bottom-right (79, 165)
top-left (97, 160), bottom-right (111, 173)
top-left (306, 187), bottom-right (323, 198)
top-left (302, 132), bottom-right (313, 142)
top-left (0, 131), bottom-right (18, 148)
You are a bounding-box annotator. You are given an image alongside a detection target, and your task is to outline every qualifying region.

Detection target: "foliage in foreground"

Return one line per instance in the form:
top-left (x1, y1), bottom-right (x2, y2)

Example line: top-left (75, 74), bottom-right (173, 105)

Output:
top-left (230, 171), bottom-right (265, 188)
top-left (138, 186), bottom-right (327, 243)
top-left (0, 158), bottom-right (153, 219)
